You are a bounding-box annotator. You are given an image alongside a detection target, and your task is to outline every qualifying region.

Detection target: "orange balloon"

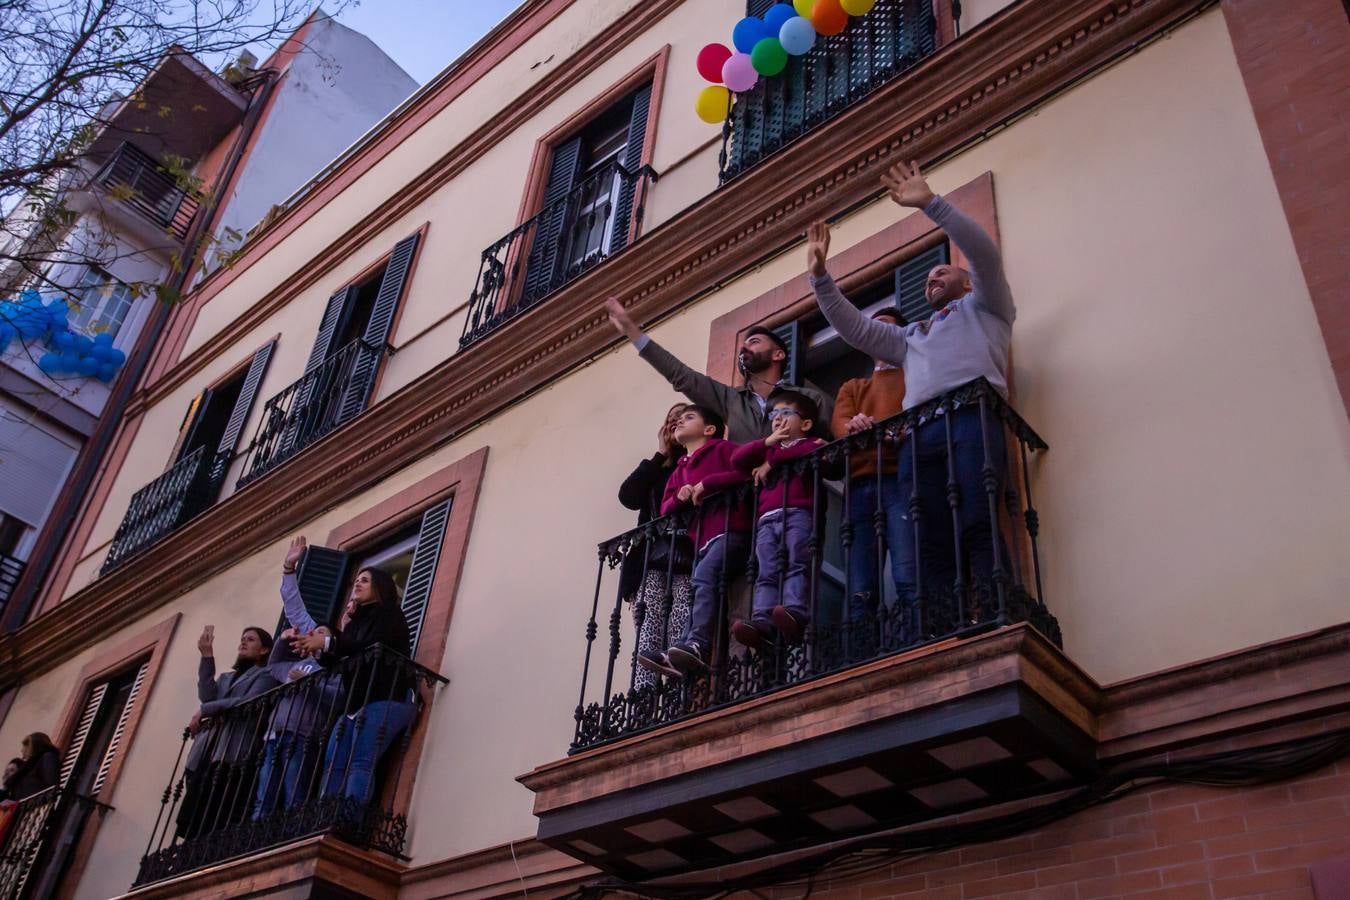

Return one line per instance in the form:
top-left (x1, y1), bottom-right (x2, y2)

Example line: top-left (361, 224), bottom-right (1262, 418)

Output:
top-left (811, 0), bottom-right (849, 36)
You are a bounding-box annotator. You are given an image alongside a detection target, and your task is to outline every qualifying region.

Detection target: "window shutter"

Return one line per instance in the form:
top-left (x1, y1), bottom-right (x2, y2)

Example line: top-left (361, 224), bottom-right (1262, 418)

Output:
top-left (209, 340), bottom-right (276, 486)
top-left (59, 683), bottom-right (108, 788)
top-left (295, 546), bottom-right (350, 629)
top-left (401, 498), bottom-right (452, 658)
top-left (771, 319), bottom-right (804, 387)
top-left (521, 136), bottom-right (583, 306)
top-left (90, 661), bottom-right (148, 796)
top-left (746, 0), bottom-right (776, 15)
top-left (336, 233), bottom-right (420, 425)
top-left (894, 242), bottom-right (950, 325)
top-left (608, 85), bottom-right (653, 255)
top-left (305, 286), bottom-right (359, 375)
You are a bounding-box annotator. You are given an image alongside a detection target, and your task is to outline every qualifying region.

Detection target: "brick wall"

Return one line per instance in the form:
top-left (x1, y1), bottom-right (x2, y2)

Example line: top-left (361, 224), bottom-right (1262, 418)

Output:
top-left (791, 760), bottom-right (1350, 900)
top-left (1221, 0), bottom-right (1350, 419)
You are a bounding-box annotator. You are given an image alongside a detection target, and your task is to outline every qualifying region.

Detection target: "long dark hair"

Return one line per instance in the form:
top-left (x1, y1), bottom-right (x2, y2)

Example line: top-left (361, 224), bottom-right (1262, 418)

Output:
top-left (22, 732), bottom-right (56, 761)
top-left (359, 566), bottom-right (400, 607)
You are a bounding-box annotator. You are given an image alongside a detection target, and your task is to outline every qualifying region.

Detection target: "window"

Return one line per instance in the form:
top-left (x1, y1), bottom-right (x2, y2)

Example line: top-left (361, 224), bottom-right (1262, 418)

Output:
top-left (68, 267), bottom-right (136, 340)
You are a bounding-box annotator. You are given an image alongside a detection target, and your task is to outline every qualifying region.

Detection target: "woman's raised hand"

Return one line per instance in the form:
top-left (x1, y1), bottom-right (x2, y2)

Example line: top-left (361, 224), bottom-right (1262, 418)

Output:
top-left (284, 535), bottom-right (306, 572)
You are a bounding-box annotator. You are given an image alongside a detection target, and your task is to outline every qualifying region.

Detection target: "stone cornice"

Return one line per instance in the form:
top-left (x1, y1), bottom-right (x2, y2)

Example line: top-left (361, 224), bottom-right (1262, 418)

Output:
top-left (0, 0), bottom-right (1216, 689)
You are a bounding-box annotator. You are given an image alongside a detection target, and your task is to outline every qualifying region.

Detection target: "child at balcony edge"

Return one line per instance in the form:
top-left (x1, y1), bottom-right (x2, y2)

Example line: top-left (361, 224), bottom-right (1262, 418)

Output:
top-left (807, 161), bottom-right (1014, 612)
top-left (729, 391), bottom-right (826, 649)
top-left (637, 405), bottom-right (749, 677)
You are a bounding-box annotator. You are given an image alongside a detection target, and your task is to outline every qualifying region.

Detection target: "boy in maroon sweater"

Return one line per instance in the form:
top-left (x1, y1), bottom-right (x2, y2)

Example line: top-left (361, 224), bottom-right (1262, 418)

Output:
top-left (730, 391), bottom-right (827, 649)
top-left (638, 406), bottom-right (750, 677)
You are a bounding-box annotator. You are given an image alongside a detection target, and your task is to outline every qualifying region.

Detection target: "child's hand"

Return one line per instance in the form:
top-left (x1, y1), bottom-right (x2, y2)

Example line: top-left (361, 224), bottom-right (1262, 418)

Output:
top-left (690, 482), bottom-right (707, 506)
top-left (752, 461), bottom-right (773, 487)
top-left (765, 418), bottom-right (791, 446)
top-left (677, 484), bottom-right (695, 504)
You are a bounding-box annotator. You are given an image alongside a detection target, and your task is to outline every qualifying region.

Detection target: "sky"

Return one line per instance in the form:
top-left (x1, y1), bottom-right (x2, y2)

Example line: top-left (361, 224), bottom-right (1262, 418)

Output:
top-left (329, 0), bottom-right (527, 84)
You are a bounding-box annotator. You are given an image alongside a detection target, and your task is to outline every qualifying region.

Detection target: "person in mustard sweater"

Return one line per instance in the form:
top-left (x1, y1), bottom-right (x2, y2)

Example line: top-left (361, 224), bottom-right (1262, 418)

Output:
top-left (831, 308), bottom-right (908, 628)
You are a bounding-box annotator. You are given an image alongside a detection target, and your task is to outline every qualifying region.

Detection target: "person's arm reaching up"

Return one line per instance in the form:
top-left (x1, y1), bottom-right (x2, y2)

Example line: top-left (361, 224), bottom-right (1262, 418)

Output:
top-left (604, 298), bottom-right (737, 419)
top-left (806, 221), bottom-right (908, 367)
top-left (881, 161), bottom-right (1013, 325)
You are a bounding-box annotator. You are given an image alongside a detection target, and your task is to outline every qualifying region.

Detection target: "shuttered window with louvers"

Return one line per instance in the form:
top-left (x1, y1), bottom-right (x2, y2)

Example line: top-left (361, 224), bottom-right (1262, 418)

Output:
top-left (893, 242), bottom-right (950, 326)
top-left (401, 498), bottom-right (452, 658)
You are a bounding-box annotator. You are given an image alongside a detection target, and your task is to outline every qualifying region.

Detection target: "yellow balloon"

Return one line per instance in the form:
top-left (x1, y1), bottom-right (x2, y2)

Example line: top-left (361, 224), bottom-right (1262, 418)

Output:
top-left (793, 0), bottom-right (815, 16)
top-left (695, 85), bottom-right (732, 124)
top-left (840, 0), bottom-right (875, 13)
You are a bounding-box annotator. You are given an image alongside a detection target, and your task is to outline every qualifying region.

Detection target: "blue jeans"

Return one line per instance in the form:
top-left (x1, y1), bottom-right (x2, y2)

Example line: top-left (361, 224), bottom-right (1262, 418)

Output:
top-left (846, 475), bottom-right (911, 622)
top-left (253, 732), bottom-right (321, 818)
top-left (893, 407), bottom-right (1008, 606)
top-left (683, 533), bottom-right (749, 648)
top-left (751, 508), bottom-right (813, 623)
top-left (321, 700), bottom-right (417, 805)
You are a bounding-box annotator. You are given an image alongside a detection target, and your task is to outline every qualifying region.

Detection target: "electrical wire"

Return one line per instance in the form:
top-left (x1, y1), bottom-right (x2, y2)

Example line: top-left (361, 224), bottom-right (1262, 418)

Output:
top-left (561, 726), bottom-right (1350, 899)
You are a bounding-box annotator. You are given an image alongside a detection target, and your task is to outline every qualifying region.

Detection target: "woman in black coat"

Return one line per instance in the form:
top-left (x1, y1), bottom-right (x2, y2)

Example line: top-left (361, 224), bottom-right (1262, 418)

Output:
top-left (619, 403), bottom-right (695, 690)
top-left (4, 733), bottom-right (60, 800)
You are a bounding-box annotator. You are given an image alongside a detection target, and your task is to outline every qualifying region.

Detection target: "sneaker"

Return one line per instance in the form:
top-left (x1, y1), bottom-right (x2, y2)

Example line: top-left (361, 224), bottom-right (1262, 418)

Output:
top-left (771, 606), bottom-right (807, 644)
top-left (637, 648), bottom-right (681, 679)
top-left (667, 641), bottom-right (709, 674)
top-left (731, 619), bottom-right (774, 651)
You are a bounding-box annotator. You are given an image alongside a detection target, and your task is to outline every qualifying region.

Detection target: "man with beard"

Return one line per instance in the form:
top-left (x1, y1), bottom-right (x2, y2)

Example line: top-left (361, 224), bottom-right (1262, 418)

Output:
top-left (605, 297), bottom-right (833, 444)
top-left (806, 160), bottom-right (1015, 614)
top-left (176, 625), bottom-right (277, 839)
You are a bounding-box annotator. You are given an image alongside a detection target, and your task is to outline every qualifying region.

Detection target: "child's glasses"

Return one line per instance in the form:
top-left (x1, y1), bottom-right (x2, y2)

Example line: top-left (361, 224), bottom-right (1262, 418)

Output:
top-left (768, 407), bottom-right (801, 420)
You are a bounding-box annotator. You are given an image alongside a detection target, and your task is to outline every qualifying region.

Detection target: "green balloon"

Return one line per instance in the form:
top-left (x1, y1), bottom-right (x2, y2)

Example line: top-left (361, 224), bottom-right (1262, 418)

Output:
top-left (750, 37), bottom-right (788, 76)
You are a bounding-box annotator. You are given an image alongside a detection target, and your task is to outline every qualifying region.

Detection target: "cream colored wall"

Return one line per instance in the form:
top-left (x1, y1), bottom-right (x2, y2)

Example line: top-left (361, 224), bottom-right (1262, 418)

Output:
top-left (14, 3), bottom-right (1350, 893)
top-left (963, 0), bottom-right (1014, 32)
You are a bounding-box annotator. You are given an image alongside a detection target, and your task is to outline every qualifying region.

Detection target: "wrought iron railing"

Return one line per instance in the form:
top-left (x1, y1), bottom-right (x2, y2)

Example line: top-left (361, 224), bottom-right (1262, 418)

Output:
top-left (0, 553), bottom-right (23, 626)
top-left (459, 160), bottom-right (657, 350)
top-left (719, 0), bottom-right (939, 183)
top-left (236, 338), bottom-right (378, 488)
top-left (569, 378), bottom-right (1058, 752)
top-left (134, 644), bottom-right (446, 886)
top-left (93, 142), bottom-right (201, 241)
top-left (0, 786), bottom-right (105, 900)
top-left (101, 446), bottom-right (217, 574)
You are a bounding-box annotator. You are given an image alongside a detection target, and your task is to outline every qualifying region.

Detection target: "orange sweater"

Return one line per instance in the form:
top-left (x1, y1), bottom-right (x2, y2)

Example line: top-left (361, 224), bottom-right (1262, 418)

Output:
top-left (831, 367), bottom-right (907, 479)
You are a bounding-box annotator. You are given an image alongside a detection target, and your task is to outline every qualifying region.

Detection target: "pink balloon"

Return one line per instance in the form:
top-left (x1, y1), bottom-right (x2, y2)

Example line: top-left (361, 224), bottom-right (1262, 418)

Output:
top-left (722, 52), bottom-right (759, 93)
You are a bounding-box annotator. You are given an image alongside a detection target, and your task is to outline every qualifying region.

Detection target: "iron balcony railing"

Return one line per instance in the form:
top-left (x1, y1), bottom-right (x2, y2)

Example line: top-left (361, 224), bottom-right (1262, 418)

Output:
top-left (0, 553), bottom-right (24, 626)
top-left (93, 142), bottom-right (201, 242)
top-left (569, 378), bottom-right (1058, 752)
top-left (236, 338), bottom-right (379, 488)
top-left (719, 0), bottom-right (939, 183)
top-left (459, 160), bottom-right (657, 350)
top-left (0, 786), bottom-right (106, 900)
top-left (134, 644), bottom-right (447, 886)
top-left (101, 446), bottom-right (217, 574)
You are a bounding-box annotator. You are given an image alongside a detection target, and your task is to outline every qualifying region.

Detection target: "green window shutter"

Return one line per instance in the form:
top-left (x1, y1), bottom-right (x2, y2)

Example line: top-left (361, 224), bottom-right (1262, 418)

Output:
top-left (401, 498), bottom-right (453, 658)
top-left (608, 84), bottom-right (652, 254)
top-left (209, 340), bottom-right (276, 487)
top-left (305, 286), bottom-right (359, 375)
top-left (771, 319), bottom-right (804, 387)
top-left (894, 242), bottom-right (950, 325)
top-left (336, 232), bottom-right (421, 424)
top-left (521, 136), bottom-right (583, 306)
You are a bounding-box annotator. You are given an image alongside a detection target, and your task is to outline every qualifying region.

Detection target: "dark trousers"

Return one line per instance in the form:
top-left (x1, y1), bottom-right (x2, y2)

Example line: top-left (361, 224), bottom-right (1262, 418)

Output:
top-left (894, 407), bottom-right (1008, 606)
top-left (683, 533), bottom-right (749, 648)
top-left (751, 508), bottom-right (813, 622)
top-left (846, 474), bottom-right (911, 622)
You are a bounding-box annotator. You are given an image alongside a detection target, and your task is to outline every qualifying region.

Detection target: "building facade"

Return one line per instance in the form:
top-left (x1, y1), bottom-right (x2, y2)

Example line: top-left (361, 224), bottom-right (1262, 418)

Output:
top-left (0, 0), bottom-right (1347, 897)
top-left (0, 12), bottom-right (416, 626)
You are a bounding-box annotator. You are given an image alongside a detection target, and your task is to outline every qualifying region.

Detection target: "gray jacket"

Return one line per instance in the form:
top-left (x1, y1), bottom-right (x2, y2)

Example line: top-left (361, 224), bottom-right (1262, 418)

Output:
top-left (635, 338), bottom-right (834, 444)
top-left (187, 659), bottom-right (278, 770)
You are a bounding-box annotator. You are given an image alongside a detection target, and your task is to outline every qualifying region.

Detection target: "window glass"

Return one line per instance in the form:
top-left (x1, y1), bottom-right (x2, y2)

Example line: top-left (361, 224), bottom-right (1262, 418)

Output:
top-left (68, 267), bottom-right (135, 340)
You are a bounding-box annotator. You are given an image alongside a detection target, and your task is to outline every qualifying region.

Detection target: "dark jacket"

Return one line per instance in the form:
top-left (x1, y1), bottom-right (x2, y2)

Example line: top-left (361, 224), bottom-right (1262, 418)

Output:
top-left (326, 600), bottom-right (412, 711)
top-left (188, 660), bottom-right (280, 770)
top-left (5, 748), bottom-right (59, 800)
top-left (617, 452), bottom-right (694, 600)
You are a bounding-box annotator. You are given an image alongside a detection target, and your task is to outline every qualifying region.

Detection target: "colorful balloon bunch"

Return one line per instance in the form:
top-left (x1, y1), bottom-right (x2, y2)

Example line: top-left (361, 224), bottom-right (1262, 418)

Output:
top-left (0, 288), bottom-right (127, 383)
top-left (694, 0), bottom-right (877, 123)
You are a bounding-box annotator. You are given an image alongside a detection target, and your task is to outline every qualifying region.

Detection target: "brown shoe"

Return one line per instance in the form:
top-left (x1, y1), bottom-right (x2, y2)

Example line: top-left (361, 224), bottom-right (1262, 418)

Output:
top-left (732, 619), bottom-right (773, 651)
top-left (771, 606), bottom-right (807, 644)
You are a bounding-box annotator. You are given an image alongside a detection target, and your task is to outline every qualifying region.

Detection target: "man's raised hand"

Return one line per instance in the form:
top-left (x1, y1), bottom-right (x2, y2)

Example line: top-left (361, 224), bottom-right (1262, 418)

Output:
top-left (806, 220), bottom-right (831, 278)
top-left (881, 160), bottom-right (936, 210)
top-left (604, 297), bottom-right (641, 342)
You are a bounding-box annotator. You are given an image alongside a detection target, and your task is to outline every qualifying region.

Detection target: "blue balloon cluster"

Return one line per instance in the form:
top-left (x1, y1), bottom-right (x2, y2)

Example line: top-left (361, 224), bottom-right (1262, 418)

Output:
top-left (0, 288), bottom-right (127, 383)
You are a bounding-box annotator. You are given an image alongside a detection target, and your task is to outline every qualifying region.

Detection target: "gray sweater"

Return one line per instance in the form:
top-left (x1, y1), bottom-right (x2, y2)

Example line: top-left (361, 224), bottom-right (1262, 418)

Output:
top-left (810, 195), bottom-right (1014, 409)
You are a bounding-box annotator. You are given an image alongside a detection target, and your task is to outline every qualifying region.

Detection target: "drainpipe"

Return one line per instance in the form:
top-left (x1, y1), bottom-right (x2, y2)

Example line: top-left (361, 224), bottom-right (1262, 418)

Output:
top-left (2, 68), bottom-right (279, 633)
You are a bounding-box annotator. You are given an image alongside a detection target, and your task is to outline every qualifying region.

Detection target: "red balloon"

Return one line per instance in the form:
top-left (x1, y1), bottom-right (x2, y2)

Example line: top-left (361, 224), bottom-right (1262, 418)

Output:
top-left (697, 43), bottom-right (733, 83)
top-left (811, 0), bottom-right (849, 36)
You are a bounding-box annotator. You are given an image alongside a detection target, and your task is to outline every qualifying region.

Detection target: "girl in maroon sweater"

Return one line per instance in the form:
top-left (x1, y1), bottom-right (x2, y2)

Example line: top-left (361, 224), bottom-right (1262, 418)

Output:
top-left (730, 391), bottom-right (826, 649)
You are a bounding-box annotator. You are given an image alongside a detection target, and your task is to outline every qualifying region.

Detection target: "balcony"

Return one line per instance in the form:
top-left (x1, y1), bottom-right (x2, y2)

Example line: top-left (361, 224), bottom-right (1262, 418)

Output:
top-left (236, 338), bottom-right (380, 488)
top-left (521, 379), bottom-right (1097, 877)
top-left (133, 645), bottom-right (446, 887)
top-left (719, 0), bottom-right (939, 183)
top-left (93, 142), bottom-right (202, 242)
top-left (459, 160), bottom-right (656, 350)
top-left (0, 786), bottom-right (106, 898)
top-left (101, 446), bottom-right (217, 573)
